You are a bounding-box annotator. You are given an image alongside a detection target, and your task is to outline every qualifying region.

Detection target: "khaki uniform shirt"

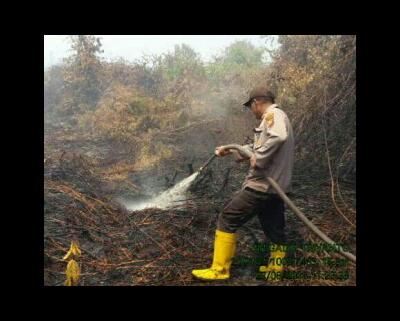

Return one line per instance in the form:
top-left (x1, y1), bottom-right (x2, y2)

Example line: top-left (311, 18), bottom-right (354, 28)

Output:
top-left (242, 104), bottom-right (294, 194)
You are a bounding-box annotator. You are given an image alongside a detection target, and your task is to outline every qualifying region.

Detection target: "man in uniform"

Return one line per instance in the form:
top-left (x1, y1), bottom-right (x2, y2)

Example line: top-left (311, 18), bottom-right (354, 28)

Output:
top-left (192, 86), bottom-right (295, 281)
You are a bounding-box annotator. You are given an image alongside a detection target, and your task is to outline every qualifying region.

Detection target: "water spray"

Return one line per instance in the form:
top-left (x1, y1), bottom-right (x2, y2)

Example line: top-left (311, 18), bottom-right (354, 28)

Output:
top-left (122, 151), bottom-right (222, 211)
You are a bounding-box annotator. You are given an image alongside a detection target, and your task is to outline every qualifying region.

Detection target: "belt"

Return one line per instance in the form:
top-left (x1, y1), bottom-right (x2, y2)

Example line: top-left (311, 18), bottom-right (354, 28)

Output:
top-left (244, 186), bottom-right (269, 195)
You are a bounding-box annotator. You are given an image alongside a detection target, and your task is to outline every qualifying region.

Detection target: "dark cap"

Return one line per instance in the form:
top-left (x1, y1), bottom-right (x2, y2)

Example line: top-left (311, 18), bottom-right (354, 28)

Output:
top-left (243, 86), bottom-right (275, 107)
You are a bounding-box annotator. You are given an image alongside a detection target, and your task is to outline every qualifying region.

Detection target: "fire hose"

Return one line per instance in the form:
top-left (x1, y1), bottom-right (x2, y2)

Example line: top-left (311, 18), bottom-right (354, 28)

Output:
top-left (198, 144), bottom-right (356, 263)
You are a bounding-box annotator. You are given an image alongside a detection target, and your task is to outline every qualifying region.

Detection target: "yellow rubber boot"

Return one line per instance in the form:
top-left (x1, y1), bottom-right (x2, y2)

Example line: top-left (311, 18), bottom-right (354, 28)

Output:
top-left (192, 230), bottom-right (237, 281)
top-left (259, 244), bottom-right (286, 281)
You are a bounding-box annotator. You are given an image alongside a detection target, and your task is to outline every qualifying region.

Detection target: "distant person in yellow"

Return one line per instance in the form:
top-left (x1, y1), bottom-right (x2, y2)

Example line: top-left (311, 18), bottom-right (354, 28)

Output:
top-left (192, 87), bottom-right (295, 281)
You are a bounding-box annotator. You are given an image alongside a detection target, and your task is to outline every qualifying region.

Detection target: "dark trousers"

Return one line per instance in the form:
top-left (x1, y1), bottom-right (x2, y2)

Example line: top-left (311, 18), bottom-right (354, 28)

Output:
top-left (217, 187), bottom-right (286, 244)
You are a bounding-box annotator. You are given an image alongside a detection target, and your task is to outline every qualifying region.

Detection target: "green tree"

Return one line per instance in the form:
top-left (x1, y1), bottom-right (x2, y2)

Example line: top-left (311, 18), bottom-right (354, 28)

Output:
top-left (61, 35), bottom-right (104, 115)
top-left (206, 40), bottom-right (265, 83)
top-left (157, 44), bottom-right (206, 117)
top-left (220, 40), bottom-right (265, 67)
top-left (161, 44), bottom-right (204, 80)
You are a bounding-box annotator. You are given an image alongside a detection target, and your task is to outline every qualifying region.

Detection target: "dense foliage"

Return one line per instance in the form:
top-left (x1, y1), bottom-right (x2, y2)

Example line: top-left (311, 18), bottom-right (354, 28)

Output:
top-left (44, 35), bottom-right (355, 182)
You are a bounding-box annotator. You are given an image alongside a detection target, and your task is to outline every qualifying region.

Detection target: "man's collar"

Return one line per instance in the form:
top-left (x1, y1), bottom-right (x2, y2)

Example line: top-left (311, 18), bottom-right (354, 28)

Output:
top-left (262, 104), bottom-right (278, 118)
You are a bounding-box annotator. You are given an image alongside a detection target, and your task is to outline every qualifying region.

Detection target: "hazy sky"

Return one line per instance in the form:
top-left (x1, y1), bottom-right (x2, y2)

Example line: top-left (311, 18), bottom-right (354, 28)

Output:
top-left (44, 35), bottom-right (278, 68)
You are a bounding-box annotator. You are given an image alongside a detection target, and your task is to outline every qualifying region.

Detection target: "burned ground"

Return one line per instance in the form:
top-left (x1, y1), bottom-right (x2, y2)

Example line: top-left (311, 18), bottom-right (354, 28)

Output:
top-left (44, 129), bottom-right (356, 286)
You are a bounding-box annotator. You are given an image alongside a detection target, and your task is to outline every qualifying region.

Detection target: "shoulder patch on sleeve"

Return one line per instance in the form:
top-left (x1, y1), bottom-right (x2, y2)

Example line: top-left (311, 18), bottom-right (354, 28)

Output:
top-left (264, 112), bottom-right (274, 128)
